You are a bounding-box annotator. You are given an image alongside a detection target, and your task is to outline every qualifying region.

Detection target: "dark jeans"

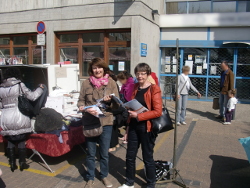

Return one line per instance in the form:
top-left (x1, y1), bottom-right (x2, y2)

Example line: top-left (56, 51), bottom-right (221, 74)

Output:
top-left (125, 124), bottom-right (156, 188)
top-left (225, 109), bottom-right (234, 122)
top-left (85, 125), bottom-right (112, 180)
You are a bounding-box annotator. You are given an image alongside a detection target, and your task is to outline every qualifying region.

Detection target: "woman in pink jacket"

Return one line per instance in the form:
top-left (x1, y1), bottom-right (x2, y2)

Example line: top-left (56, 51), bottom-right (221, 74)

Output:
top-left (117, 71), bottom-right (135, 144)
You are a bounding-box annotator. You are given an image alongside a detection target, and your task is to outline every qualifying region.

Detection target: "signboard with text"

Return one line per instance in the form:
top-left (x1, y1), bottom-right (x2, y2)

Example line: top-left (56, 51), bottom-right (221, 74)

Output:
top-left (140, 43), bottom-right (147, 57)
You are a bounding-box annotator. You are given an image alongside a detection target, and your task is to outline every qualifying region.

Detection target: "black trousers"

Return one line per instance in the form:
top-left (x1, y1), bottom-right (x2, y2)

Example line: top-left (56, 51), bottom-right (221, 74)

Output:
top-left (125, 124), bottom-right (156, 188)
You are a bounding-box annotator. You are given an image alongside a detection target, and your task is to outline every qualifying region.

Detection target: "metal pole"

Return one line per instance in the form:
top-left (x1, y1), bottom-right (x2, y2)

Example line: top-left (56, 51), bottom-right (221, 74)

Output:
top-left (173, 38), bottom-right (179, 178)
top-left (41, 46), bottom-right (44, 64)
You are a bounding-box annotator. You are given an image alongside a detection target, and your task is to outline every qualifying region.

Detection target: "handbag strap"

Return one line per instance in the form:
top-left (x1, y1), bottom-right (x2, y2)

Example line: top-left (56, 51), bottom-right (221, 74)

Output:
top-left (18, 83), bottom-right (25, 95)
top-left (179, 78), bottom-right (188, 94)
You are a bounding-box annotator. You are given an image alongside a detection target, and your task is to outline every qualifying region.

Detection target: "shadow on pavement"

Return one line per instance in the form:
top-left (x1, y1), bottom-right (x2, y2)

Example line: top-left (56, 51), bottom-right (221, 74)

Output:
top-left (186, 108), bottom-right (218, 122)
top-left (209, 155), bottom-right (250, 188)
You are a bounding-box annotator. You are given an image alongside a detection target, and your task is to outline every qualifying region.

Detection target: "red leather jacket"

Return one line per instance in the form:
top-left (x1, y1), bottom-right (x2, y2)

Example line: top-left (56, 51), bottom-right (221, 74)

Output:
top-left (131, 83), bottom-right (162, 132)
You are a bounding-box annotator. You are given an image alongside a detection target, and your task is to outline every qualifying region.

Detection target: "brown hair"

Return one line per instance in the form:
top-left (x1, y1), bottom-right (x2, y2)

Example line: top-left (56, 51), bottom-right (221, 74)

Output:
top-left (109, 70), bottom-right (117, 82)
top-left (182, 66), bottom-right (190, 73)
top-left (221, 61), bottom-right (229, 67)
top-left (134, 63), bottom-right (151, 75)
top-left (88, 58), bottom-right (109, 76)
top-left (117, 70), bottom-right (132, 80)
top-left (228, 89), bottom-right (236, 96)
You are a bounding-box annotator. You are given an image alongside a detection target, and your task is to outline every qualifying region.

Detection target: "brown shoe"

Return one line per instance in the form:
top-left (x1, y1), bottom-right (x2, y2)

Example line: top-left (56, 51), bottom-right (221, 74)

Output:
top-left (84, 180), bottom-right (94, 188)
top-left (102, 177), bottom-right (113, 187)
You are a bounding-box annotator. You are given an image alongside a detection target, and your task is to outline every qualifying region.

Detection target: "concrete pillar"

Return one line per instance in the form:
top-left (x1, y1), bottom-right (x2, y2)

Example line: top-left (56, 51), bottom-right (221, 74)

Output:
top-left (131, 16), bottom-right (160, 75)
top-left (45, 21), bottom-right (55, 64)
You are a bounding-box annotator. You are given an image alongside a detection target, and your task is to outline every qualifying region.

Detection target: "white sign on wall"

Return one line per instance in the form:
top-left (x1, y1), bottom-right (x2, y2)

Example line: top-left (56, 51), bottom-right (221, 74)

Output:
top-left (37, 34), bottom-right (46, 45)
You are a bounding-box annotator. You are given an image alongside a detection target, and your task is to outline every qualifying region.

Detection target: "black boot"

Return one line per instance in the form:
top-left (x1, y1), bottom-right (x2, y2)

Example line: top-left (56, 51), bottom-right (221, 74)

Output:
top-left (18, 148), bottom-right (29, 171)
top-left (7, 148), bottom-right (18, 172)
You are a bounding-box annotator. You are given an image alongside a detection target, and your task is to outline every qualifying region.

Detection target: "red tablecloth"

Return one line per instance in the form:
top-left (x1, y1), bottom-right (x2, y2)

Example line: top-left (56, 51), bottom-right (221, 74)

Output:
top-left (26, 126), bottom-right (85, 157)
top-left (0, 135), bottom-right (3, 143)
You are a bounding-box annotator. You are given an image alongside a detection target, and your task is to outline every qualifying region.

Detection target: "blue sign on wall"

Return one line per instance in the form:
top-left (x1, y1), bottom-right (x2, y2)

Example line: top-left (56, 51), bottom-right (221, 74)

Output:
top-left (140, 43), bottom-right (147, 57)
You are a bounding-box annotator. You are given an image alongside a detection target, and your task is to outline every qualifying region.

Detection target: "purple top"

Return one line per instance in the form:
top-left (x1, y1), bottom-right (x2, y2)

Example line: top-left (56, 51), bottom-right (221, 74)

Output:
top-left (120, 77), bottom-right (135, 102)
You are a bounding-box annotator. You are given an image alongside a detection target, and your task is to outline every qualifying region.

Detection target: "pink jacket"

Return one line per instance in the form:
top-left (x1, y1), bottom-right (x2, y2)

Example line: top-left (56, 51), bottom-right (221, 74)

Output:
top-left (120, 77), bottom-right (135, 102)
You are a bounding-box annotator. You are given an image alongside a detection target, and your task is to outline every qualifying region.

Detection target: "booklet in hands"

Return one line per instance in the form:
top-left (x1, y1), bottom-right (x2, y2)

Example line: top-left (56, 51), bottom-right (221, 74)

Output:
top-left (123, 99), bottom-right (148, 114)
top-left (84, 105), bottom-right (105, 118)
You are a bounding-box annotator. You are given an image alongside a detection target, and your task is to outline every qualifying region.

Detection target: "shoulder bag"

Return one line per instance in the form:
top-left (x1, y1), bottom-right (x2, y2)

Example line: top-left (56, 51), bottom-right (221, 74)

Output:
top-left (173, 78), bottom-right (188, 101)
top-left (82, 81), bottom-right (104, 137)
top-left (150, 86), bottom-right (174, 136)
top-left (18, 83), bottom-right (34, 117)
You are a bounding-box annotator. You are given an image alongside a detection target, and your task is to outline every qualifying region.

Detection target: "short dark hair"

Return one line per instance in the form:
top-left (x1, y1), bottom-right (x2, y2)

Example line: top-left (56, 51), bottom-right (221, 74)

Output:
top-left (4, 67), bottom-right (22, 80)
top-left (88, 58), bottom-right (109, 76)
top-left (109, 70), bottom-right (117, 82)
top-left (221, 61), bottom-right (229, 67)
top-left (134, 63), bottom-right (151, 75)
top-left (117, 70), bottom-right (132, 80)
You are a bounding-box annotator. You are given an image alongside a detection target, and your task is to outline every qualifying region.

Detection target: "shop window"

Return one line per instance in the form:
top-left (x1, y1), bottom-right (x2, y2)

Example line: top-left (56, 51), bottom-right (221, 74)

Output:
top-left (31, 35), bottom-right (37, 44)
top-left (33, 47), bottom-right (46, 64)
top-left (109, 47), bottom-right (131, 75)
top-left (237, 48), bottom-right (250, 77)
top-left (208, 78), bottom-right (220, 98)
top-left (13, 47), bottom-right (29, 64)
top-left (237, 1), bottom-right (250, 12)
top-left (60, 48), bottom-right (78, 64)
top-left (0, 37), bottom-right (10, 45)
top-left (183, 48), bottom-right (207, 75)
top-left (82, 33), bottom-right (104, 43)
top-left (166, 2), bottom-right (187, 14)
top-left (60, 34), bottom-right (78, 43)
top-left (189, 1), bottom-right (211, 13)
top-left (82, 46), bottom-right (104, 76)
top-left (161, 47), bottom-right (180, 74)
top-left (13, 36), bottom-right (29, 45)
top-left (209, 48), bottom-right (234, 76)
top-left (236, 79), bottom-right (250, 100)
top-left (109, 33), bottom-right (131, 41)
top-left (213, 1), bottom-right (237, 13)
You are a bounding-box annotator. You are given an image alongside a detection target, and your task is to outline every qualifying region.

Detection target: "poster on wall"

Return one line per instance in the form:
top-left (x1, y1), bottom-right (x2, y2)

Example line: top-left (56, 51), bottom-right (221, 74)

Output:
top-left (196, 66), bottom-right (202, 74)
top-left (172, 57), bottom-right (177, 64)
top-left (165, 65), bottom-right (171, 73)
top-left (118, 61), bottom-right (125, 71)
top-left (210, 66), bottom-right (217, 74)
top-left (188, 55), bottom-right (193, 60)
top-left (172, 65), bottom-right (177, 73)
top-left (165, 56), bottom-right (171, 64)
top-left (203, 63), bottom-right (208, 69)
top-left (185, 60), bottom-right (193, 74)
top-left (195, 55), bottom-right (206, 63)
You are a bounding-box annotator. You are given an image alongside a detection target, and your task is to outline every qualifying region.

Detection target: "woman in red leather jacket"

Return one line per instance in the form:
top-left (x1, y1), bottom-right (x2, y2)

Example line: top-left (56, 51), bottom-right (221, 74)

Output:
top-left (118, 63), bottom-right (162, 188)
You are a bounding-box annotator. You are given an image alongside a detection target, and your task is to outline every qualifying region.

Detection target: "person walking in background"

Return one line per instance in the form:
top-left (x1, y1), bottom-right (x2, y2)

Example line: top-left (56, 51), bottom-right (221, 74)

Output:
top-left (216, 61), bottom-right (234, 121)
top-left (117, 71), bottom-right (135, 144)
top-left (223, 89), bottom-right (237, 125)
top-left (78, 58), bottom-right (119, 188)
top-left (0, 68), bottom-right (44, 172)
top-left (118, 63), bottom-right (162, 188)
top-left (177, 66), bottom-right (201, 125)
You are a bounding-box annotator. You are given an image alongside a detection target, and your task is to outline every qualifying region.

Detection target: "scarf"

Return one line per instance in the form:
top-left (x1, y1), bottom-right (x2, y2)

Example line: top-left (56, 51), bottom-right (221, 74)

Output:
top-left (89, 74), bottom-right (109, 89)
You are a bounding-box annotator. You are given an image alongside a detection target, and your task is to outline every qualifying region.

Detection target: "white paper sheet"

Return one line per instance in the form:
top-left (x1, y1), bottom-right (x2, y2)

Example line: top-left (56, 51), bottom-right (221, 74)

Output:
top-left (188, 55), bottom-right (193, 60)
top-left (203, 63), bottom-right (207, 69)
top-left (172, 65), bottom-right (177, 73)
top-left (118, 61), bottom-right (125, 71)
top-left (210, 66), bottom-right (217, 75)
top-left (196, 66), bottom-right (202, 74)
top-left (185, 60), bottom-right (193, 74)
top-left (165, 56), bottom-right (171, 64)
top-left (165, 65), bottom-right (171, 73)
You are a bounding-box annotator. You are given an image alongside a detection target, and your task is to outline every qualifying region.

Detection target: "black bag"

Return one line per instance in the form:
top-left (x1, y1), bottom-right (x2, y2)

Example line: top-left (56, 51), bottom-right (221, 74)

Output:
top-left (150, 87), bottom-right (174, 136)
top-left (18, 83), bottom-right (34, 117)
top-left (82, 112), bottom-right (103, 137)
top-left (151, 107), bottom-right (174, 136)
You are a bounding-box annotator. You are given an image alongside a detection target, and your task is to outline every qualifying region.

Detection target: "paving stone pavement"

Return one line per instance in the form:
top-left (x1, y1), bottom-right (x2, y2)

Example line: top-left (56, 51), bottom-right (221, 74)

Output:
top-left (0, 101), bottom-right (249, 188)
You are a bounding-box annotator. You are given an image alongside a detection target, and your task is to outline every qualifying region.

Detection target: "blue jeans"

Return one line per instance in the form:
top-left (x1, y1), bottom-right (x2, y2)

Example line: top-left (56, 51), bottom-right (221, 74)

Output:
top-left (219, 93), bottom-right (228, 117)
top-left (177, 94), bottom-right (188, 123)
top-left (85, 125), bottom-right (112, 180)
